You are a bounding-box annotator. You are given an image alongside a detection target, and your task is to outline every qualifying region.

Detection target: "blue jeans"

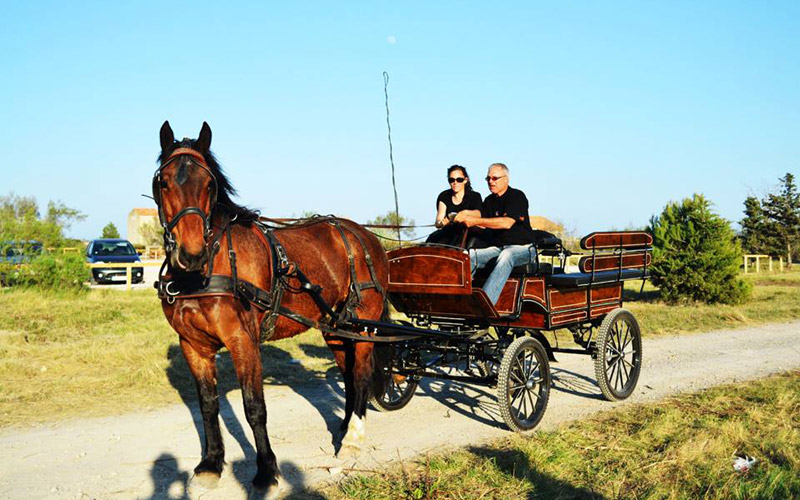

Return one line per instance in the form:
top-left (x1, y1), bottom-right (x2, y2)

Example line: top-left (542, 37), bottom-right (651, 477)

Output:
top-left (469, 244), bottom-right (536, 304)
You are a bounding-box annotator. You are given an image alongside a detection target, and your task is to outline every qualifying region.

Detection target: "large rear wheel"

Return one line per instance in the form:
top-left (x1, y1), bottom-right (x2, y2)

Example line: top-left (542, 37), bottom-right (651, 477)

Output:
top-left (496, 336), bottom-right (550, 432)
top-left (594, 308), bottom-right (642, 401)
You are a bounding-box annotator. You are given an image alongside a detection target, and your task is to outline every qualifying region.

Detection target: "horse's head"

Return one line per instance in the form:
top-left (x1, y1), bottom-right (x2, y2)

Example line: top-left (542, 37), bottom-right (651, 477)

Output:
top-left (154, 121), bottom-right (218, 272)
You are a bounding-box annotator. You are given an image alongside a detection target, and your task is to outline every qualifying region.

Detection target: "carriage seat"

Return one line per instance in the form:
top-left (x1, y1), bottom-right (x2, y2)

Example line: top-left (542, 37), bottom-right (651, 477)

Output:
top-left (546, 268), bottom-right (650, 287)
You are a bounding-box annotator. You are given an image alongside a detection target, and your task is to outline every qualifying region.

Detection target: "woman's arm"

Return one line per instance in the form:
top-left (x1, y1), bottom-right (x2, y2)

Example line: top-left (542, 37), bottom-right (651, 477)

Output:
top-left (435, 201), bottom-right (448, 228)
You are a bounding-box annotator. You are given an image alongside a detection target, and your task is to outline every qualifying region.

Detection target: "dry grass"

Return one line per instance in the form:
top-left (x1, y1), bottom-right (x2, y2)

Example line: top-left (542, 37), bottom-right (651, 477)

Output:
top-left (331, 371), bottom-right (800, 499)
top-left (0, 288), bottom-right (334, 428)
top-left (623, 268), bottom-right (800, 336)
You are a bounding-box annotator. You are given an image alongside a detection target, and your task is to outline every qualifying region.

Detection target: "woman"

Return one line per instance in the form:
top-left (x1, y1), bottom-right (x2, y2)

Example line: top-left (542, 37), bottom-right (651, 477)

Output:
top-left (426, 165), bottom-right (483, 246)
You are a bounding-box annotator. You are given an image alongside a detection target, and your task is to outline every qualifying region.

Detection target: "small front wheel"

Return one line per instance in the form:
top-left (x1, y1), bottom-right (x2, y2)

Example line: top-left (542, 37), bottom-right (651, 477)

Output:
top-left (496, 336), bottom-right (550, 432)
top-left (594, 308), bottom-right (643, 401)
top-left (370, 373), bottom-right (418, 412)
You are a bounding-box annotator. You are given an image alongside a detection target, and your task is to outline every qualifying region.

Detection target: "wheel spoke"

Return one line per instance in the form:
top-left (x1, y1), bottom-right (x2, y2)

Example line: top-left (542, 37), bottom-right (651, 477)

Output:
top-left (525, 389), bottom-right (537, 417)
top-left (607, 358), bottom-right (618, 384)
top-left (519, 386), bottom-right (529, 417)
top-left (616, 359), bottom-right (625, 390)
top-left (509, 370), bottom-right (525, 386)
top-left (620, 358), bottom-right (630, 387)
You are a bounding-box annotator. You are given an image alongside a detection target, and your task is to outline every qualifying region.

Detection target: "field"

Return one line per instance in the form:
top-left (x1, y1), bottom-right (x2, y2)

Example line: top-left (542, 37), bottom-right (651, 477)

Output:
top-left (331, 371), bottom-right (800, 500)
top-left (0, 269), bottom-right (798, 428)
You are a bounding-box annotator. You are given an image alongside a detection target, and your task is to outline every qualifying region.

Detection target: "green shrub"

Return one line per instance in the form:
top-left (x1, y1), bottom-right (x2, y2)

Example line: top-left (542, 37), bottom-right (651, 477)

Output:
top-left (650, 194), bottom-right (751, 304)
top-left (13, 253), bottom-right (89, 292)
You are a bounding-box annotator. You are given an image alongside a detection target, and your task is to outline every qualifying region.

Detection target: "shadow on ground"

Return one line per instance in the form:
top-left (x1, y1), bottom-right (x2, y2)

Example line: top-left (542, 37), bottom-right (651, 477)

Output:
top-left (164, 342), bottom-right (346, 497)
top-left (160, 340), bottom-right (607, 497)
top-left (468, 446), bottom-right (607, 499)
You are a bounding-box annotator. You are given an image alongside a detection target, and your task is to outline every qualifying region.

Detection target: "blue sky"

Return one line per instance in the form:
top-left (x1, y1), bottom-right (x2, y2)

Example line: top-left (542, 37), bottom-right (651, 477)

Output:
top-left (2, 1), bottom-right (798, 240)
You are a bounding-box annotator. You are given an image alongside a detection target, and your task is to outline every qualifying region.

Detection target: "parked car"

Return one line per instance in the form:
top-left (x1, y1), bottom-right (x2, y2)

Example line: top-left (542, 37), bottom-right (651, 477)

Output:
top-left (1, 240), bottom-right (43, 264)
top-left (0, 240), bottom-right (44, 285)
top-left (86, 239), bottom-right (144, 284)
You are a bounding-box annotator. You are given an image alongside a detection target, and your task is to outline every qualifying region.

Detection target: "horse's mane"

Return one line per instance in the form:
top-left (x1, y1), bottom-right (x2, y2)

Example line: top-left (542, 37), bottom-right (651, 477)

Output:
top-left (158, 139), bottom-right (260, 223)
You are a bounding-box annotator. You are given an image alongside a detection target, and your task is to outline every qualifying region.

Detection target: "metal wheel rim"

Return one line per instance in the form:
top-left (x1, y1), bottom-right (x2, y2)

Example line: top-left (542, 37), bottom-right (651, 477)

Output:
top-left (603, 317), bottom-right (639, 395)
top-left (382, 375), bottom-right (412, 405)
top-left (507, 347), bottom-right (547, 427)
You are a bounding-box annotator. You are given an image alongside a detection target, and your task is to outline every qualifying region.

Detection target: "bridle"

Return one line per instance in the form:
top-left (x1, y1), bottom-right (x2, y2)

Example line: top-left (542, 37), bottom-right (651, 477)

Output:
top-left (152, 147), bottom-right (219, 254)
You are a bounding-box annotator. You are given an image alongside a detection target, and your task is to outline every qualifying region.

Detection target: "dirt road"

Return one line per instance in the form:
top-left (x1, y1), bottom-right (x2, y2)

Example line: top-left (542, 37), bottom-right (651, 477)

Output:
top-left (1, 321), bottom-right (798, 500)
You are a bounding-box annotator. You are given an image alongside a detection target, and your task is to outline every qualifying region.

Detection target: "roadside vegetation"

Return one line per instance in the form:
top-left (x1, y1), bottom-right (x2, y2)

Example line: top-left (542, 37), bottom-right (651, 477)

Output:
top-left (331, 371), bottom-right (800, 500)
top-left (0, 268), bottom-right (798, 428)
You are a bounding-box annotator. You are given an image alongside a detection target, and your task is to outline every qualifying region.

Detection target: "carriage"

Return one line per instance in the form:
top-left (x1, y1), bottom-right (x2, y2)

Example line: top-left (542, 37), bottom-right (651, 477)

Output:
top-left (342, 230), bottom-right (652, 432)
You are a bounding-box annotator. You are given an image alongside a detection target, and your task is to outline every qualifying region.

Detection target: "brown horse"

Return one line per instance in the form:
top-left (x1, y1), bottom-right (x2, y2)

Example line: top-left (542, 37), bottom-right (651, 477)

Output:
top-left (152, 121), bottom-right (389, 496)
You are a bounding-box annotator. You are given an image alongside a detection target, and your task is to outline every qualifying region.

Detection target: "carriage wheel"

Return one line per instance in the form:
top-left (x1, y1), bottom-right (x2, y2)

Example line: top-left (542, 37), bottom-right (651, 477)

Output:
top-left (496, 336), bottom-right (550, 432)
top-left (371, 373), bottom-right (418, 412)
top-left (594, 308), bottom-right (642, 401)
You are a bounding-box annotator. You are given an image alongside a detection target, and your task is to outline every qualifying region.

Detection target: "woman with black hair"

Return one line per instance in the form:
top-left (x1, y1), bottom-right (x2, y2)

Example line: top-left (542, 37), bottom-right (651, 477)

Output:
top-left (426, 165), bottom-right (483, 246)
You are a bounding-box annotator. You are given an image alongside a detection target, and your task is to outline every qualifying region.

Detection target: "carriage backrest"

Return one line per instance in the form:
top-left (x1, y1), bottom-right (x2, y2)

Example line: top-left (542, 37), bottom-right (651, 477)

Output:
top-left (580, 231), bottom-right (652, 250)
top-left (577, 231), bottom-right (652, 274)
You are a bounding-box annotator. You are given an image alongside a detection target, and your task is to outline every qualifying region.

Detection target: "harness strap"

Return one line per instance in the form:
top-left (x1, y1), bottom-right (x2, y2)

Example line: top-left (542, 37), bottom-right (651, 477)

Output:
top-left (342, 222), bottom-right (385, 295)
top-left (226, 225), bottom-right (239, 296)
top-left (157, 215), bottom-right (385, 343)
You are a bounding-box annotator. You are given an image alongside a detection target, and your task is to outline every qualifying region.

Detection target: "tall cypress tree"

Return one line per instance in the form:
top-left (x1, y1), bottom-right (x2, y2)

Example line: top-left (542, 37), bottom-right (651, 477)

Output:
top-left (740, 196), bottom-right (770, 254)
top-left (762, 173), bottom-right (800, 269)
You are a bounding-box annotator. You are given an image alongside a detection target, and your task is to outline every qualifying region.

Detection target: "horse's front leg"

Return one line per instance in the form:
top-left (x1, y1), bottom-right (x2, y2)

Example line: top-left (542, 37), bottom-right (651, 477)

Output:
top-left (227, 335), bottom-right (281, 494)
top-left (180, 339), bottom-right (225, 485)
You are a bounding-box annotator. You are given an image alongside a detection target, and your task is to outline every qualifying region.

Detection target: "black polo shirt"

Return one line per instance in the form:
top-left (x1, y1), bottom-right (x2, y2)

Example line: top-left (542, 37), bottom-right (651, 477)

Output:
top-left (481, 187), bottom-right (536, 246)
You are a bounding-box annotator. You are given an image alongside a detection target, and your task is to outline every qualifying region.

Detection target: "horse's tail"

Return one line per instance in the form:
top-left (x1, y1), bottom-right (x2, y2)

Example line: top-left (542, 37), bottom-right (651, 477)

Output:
top-left (370, 297), bottom-right (392, 399)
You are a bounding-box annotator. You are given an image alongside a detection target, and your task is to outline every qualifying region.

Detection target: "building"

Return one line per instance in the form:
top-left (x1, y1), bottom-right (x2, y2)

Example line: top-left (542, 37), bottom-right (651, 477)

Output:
top-left (127, 208), bottom-right (158, 246)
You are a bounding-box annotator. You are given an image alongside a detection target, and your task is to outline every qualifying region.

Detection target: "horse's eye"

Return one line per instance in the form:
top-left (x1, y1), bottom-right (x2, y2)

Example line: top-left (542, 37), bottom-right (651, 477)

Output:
top-left (160, 181), bottom-right (168, 189)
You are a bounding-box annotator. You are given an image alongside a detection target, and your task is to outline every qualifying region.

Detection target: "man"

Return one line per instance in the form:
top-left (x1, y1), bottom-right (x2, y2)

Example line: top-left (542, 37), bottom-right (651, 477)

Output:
top-left (454, 163), bottom-right (536, 305)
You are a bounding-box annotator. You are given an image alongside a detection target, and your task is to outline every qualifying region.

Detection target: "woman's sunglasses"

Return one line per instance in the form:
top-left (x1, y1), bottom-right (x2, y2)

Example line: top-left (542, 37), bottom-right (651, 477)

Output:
top-left (448, 177), bottom-right (466, 184)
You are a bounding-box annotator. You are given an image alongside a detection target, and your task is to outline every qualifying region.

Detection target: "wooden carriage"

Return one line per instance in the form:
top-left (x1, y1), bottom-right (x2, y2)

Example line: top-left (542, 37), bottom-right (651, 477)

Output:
top-left (359, 231), bottom-right (652, 432)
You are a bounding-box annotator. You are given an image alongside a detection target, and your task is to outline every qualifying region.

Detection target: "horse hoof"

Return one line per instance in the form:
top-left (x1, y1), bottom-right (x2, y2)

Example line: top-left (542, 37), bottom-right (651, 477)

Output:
top-left (336, 442), bottom-right (362, 459)
top-left (191, 471), bottom-right (221, 489)
top-left (252, 475), bottom-right (283, 499)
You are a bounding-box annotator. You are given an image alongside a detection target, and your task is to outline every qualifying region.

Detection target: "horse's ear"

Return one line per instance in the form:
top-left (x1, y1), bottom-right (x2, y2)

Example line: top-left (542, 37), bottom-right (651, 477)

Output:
top-left (160, 121), bottom-right (174, 151)
top-left (195, 122), bottom-right (212, 153)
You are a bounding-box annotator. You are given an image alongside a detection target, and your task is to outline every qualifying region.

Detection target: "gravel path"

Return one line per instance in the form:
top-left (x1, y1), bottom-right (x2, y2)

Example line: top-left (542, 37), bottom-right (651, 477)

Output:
top-left (1, 321), bottom-right (798, 500)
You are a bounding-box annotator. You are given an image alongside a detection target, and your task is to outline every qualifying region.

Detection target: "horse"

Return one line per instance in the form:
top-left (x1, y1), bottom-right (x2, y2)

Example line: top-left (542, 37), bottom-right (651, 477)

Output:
top-left (152, 121), bottom-right (390, 496)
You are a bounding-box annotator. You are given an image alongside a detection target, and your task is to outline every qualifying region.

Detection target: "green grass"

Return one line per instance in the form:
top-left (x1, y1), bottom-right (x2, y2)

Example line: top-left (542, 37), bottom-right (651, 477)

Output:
top-left (0, 268), bottom-right (798, 428)
top-left (330, 371), bottom-right (800, 500)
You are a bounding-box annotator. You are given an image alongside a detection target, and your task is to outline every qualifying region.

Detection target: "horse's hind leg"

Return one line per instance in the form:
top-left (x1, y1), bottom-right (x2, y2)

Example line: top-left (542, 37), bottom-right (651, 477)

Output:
top-left (180, 339), bottom-right (225, 485)
top-left (227, 338), bottom-right (281, 494)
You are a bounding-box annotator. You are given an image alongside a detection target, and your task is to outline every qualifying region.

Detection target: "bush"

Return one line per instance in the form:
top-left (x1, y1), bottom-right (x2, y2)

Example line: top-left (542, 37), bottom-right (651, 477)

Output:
top-left (650, 194), bottom-right (751, 304)
top-left (10, 253), bottom-right (89, 292)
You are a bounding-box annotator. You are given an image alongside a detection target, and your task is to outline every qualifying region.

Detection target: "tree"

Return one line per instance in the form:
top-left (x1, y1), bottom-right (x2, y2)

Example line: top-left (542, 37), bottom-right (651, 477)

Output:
top-left (740, 196), bottom-right (770, 255)
top-left (762, 173), bottom-right (800, 268)
top-left (650, 194), bottom-right (750, 304)
top-left (0, 193), bottom-right (85, 248)
top-left (138, 219), bottom-right (164, 246)
top-left (101, 222), bottom-right (120, 239)
top-left (367, 211), bottom-right (416, 250)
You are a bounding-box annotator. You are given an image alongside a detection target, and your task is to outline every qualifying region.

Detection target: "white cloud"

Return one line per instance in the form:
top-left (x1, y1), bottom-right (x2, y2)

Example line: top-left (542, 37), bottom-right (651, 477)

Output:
top-left (386, 35), bottom-right (397, 45)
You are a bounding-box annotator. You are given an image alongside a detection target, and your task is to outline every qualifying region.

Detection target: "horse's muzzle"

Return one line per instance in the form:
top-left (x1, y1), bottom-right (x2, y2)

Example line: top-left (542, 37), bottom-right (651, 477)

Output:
top-left (173, 246), bottom-right (209, 273)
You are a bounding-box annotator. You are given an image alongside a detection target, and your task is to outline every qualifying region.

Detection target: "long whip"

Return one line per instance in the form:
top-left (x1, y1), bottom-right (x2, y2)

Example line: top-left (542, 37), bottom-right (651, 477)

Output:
top-left (383, 71), bottom-right (402, 244)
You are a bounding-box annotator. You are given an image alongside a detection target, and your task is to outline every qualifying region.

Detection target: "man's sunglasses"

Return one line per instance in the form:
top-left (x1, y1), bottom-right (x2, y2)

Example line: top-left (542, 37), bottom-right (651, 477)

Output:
top-left (485, 175), bottom-right (507, 182)
top-left (448, 177), bottom-right (466, 184)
